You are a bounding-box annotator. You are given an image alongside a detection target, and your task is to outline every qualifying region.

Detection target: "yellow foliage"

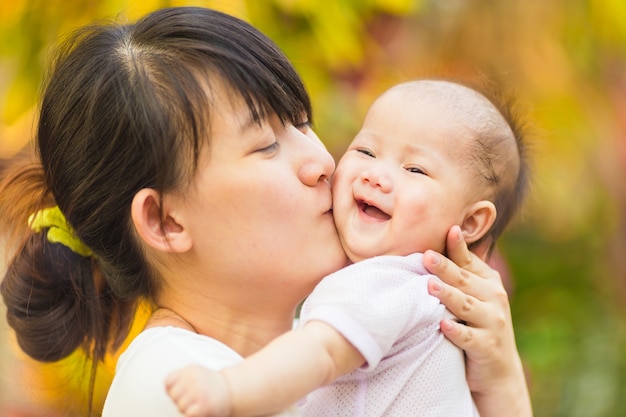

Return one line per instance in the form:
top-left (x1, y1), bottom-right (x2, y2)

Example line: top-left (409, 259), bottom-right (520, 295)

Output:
top-left (591, 0), bottom-right (626, 43)
top-left (1, 1), bottom-right (626, 416)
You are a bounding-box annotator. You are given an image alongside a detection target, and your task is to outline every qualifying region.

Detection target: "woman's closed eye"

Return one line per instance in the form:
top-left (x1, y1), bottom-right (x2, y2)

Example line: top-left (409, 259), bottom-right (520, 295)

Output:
top-left (294, 120), bottom-right (311, 134)
top-left (257, 141), bottom-right (279, 153)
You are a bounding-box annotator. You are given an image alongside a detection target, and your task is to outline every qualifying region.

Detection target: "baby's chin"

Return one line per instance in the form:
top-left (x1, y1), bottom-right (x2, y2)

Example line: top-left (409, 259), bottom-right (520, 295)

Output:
top-left (344, 244), bottom-right (430, 263)
top-left (339, 233), bottom-right (416, 263)
top-left (342, 244), bottom-right (396, 263)
top-left (341, 242), bottom-right (373, 264)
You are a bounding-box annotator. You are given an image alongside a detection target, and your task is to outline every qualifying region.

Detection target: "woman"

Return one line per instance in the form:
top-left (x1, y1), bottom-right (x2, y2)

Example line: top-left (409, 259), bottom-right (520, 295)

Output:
top-left (0, 7), bottom-right (531, 417)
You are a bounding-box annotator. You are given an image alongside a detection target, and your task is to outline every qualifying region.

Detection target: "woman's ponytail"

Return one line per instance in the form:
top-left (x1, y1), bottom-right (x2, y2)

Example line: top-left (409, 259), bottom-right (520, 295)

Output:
top-left (0, 156), bottom-right (116, 363)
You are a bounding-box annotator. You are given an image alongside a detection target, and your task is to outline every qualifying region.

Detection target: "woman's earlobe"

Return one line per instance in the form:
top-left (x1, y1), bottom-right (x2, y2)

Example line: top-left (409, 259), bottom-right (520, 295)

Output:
top-left (460, 201), bottom-right (497, 244)
top-left (131, 189), bottom-right (192, 253)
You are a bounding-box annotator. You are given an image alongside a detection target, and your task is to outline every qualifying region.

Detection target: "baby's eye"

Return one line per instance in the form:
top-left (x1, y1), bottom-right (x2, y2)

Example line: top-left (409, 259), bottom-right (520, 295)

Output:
top-left (406, 166), bottom-right (426, 175)
top-left (356, 149), bottom-right (375, 158)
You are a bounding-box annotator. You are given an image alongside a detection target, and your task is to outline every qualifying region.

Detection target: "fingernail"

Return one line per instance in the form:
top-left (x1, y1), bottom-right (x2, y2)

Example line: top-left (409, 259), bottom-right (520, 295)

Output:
top-left (430, 280), bottom-right (442, 293)
top-left (429, 252), bottom-right (440, 265)
top-left (441, 320), bottom-right (454, 332)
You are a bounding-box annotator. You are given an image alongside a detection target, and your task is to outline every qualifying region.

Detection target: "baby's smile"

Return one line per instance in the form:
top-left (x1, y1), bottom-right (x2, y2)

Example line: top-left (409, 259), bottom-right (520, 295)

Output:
top-left (357, 199), bottom-right (391, 221)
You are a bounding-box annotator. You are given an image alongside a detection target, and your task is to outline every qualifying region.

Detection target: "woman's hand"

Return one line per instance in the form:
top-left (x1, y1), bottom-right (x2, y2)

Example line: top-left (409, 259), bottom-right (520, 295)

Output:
top-left (423, 225), bottom-right (533, 417)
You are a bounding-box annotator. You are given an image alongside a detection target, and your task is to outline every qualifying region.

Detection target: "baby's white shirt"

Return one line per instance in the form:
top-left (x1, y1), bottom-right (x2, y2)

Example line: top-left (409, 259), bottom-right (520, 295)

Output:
top-left (299, 253), bottom-right (479, 417)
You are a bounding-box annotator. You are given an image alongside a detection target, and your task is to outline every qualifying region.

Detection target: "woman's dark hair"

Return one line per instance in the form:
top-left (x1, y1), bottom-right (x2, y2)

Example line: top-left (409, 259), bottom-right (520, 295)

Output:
top-left (0, 7), bottom-right (311, 413)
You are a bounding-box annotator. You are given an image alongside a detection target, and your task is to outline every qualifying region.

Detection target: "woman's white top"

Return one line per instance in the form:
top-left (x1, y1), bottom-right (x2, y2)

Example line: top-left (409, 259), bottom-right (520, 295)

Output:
top-left (102, 326), bottom-right (299, 417)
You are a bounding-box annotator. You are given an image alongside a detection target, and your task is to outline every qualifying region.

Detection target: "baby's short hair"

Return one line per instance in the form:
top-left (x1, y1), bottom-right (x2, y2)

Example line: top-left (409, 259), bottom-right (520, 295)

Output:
top-left (393, 79), bottom-right (530, 255)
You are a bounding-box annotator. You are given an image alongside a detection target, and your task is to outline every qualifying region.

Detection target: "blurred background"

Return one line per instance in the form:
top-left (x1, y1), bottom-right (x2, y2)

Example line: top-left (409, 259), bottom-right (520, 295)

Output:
top-left (0, 0), bottom-right (625, 416)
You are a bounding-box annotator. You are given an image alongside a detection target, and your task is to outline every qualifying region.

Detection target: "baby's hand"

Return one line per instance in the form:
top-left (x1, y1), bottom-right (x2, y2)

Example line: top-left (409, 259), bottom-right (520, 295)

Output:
top-left (165, 365), bottom-right (232, 417)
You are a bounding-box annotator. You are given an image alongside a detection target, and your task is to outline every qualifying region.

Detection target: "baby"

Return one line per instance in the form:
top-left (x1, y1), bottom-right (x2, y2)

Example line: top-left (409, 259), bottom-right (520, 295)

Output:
top-left (165, 79), bottom-right (528, 417)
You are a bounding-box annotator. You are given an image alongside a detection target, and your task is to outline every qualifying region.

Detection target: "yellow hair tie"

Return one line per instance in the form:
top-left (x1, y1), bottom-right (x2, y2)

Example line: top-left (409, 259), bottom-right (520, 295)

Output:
top-left (28, 206), bottom-right (93, 258)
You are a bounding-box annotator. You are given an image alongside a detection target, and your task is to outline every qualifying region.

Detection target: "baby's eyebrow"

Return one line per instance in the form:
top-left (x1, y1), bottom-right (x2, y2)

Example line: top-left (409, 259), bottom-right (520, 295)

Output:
top-left (403, 143), bottom-right (434, 158)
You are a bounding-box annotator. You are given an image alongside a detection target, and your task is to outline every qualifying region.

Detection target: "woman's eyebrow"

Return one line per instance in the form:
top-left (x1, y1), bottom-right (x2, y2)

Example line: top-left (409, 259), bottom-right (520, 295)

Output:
top-left (238, 112), bottom-right (261, 134)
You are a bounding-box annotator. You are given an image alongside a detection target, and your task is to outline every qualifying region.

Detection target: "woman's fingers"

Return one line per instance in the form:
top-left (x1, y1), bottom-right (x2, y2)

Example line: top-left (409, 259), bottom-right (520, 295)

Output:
top-left (428, 270), bottom-right (510, 326)
top-left (444, 225), bottom-right (502, 282)
top-left (439, 317), bottom-right (480, 352)
top-left (423, 226), bottom-right (532, 416)
top-left (442, 225), bottom-right (474, 267)
top-left (430, 276), bottom-right (511, 362)
top-left (424, 250), bottom-right (492, 303)
top-left (428, 276), bottom-right (484, 327)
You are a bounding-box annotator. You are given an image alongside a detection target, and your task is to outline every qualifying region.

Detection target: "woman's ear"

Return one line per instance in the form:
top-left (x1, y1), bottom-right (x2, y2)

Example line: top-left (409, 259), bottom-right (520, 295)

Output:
top-left (460, 200), bottom-right (497, 245)
top-left (131, 188), bottom-right (192, 253)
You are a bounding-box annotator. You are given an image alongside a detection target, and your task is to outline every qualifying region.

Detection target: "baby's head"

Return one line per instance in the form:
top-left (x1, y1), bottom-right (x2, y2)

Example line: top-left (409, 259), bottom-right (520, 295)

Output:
top-left (332, 79), bottom-right (528, 262)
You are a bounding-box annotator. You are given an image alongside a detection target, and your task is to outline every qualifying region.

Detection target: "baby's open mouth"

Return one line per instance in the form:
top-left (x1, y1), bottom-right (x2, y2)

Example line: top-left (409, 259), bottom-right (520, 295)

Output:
top-left (357, 200), bottom-right (391, 221)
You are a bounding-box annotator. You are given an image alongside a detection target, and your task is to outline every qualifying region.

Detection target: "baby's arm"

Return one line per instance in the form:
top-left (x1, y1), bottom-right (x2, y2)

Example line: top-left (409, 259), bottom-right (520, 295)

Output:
top-left (165, 321), bottom-right (365, 417)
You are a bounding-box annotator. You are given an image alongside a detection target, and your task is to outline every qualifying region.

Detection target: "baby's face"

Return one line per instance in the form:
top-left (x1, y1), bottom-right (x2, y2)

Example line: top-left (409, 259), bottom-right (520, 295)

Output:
top-left (332, 88), bottom-right (478, 262)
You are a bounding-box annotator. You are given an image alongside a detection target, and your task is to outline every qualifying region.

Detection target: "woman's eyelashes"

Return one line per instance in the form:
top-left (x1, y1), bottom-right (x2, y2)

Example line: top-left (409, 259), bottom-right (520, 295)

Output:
top-left (257, 141), bottom-right (279, 154)
top-left (294, 120), bottom-right (311, 133)
top-left (254, 119), bottom-right (310, 154)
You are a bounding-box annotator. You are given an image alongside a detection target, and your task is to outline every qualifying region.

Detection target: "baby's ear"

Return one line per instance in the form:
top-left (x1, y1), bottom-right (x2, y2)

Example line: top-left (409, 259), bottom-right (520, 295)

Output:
top-left (460, 200), bottom-right (497, 245)
top-left (131, 188), bottom-right (192, 253)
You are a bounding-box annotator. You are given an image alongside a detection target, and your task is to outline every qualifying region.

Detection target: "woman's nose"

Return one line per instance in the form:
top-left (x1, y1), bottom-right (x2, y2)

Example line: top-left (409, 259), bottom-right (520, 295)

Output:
top-left (360, 166), bottom-right (393, 192)
top-left (297, 131), bottom-right (336, 187)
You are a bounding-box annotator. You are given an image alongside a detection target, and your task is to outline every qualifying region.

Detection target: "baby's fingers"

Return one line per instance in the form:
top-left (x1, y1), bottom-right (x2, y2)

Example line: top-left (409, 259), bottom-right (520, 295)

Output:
top-left (165, 370), bottom-right (184, 400)
top-left (165, 367), bottom-right (209, 416)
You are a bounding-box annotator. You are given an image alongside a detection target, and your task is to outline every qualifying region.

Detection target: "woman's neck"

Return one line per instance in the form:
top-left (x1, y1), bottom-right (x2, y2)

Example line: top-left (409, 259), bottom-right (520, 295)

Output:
top-left (146, 307), bottom-right (199, 332)
top-left (151, 289), bottom-right (298, 357)
top-left (196, 308), bottom-right (296, 357)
